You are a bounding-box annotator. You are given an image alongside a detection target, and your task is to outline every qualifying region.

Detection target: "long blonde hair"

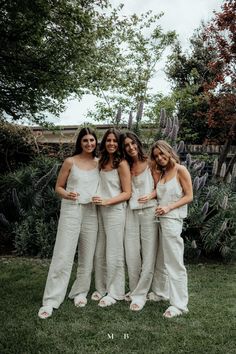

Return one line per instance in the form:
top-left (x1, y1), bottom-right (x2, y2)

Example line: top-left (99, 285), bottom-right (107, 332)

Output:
top-left (150, 140), bottom-right (180, 171)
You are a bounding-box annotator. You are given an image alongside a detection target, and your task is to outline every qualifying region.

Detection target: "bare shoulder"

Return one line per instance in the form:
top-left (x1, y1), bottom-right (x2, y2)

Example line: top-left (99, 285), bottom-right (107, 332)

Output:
top-left (119, 159), bottom-right (129, 169)
top-left (62, 157), bottom-right (74, 169)
top-left (177, 164), bottom-right (191, 178)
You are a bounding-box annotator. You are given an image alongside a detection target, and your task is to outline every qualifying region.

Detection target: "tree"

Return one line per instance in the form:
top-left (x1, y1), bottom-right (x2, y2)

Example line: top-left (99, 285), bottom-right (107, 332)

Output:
top-left (86, 11), bottom-right (176, 128)
top-left (165, 29), bottom-right (217, 143)
top-left (203, 0), bottom-right (236, 177)
top-left (0, 0), bottom-right (132, 124)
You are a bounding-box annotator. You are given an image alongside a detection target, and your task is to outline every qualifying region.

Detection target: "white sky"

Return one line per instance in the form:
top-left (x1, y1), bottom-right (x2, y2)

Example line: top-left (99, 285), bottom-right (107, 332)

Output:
top-left (54, 0), bottom-right (224, 126)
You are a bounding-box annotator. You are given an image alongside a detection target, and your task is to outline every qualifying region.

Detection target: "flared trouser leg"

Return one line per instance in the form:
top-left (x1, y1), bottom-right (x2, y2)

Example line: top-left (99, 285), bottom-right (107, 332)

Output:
top-left (125, 207), bottom-right (157, 302)
top-left (42, 202), bottom-right (83, 309)
top-left (103, 204), bottom-right (126, 300)
top-left (152, 217), bottom-right (188, 311)
top-left (69, 204), bottom-right (98, 299)
top-left (93, 207), bottom-right (107, 297)
top-left (125, 207), bottom-right (142, 292)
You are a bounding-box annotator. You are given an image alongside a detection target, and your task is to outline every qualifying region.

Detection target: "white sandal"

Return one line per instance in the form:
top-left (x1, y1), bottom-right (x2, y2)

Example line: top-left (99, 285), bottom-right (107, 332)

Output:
top-left (163, 306), bottom-right (188, 318)
top-left (91, 291), bottom-right (103, 301)
top-left (98, 295), bottom-right (116, 307)
top-left (74, 294), bottom-right (87, 308)
top-left (130, 300), bottom-right (145, 312)
top-left (38, 305), bottom-right (53, 319)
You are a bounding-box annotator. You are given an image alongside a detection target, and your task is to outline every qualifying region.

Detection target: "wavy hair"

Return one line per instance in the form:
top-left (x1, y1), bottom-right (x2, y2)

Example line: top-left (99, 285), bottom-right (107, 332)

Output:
top-left (73, 127), bottom-right (98, 157)
top-left (150, 140), bottom-right (180, 171)
top-left (120, 131), bottom-right (147, 167)
top-left (99, 128), bottom-right (122, 170)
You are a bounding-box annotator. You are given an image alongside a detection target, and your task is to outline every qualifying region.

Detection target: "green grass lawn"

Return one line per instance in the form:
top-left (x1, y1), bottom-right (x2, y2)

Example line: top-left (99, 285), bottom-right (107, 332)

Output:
top-left (0, 257), bottom-right (235, 354)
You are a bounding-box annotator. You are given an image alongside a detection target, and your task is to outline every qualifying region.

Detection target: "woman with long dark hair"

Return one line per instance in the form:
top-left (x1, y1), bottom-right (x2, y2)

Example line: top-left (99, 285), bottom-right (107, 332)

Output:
top-left (38, 127), bottom-right (99, 319)
top-left (120, 131), bottom-right (158, 311)
top-left (149, 140), bottom-right (193, 318)
top-left (92, 128), bottom-right (131, 307)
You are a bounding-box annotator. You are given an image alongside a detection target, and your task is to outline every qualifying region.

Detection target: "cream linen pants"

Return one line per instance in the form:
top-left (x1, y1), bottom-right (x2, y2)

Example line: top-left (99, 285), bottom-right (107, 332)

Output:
top-left (151, 217), bottom-right (188, 311)
top-left (93, 203), bottom-right (126, 300)
top-left (125, 206), bottom-right (158, 302)
top-left (42, 201), bottom-right (98, 308)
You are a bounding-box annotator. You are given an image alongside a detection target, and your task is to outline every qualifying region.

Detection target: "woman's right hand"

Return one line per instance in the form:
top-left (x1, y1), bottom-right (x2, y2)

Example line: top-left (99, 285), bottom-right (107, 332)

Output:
top-left (64, 191), bottom-right (79, 201)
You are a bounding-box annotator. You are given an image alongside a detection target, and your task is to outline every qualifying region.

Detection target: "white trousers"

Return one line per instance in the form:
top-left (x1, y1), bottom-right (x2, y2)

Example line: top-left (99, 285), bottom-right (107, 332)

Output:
top-left (125, 206), bottom-right (158, 302)
top-left (151, 217), bottom-right (188, 311)
top-left (93, 204), bottom-right (126, 300)
top-left (42, 202), bottom-right (98, 308)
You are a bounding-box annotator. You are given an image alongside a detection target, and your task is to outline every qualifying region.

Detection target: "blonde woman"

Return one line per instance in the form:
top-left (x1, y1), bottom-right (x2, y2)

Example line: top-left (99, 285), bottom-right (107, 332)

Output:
top-left (149, 140), bottom-right (193, 318)
top-left (92, 128), bottom-right (131, 307)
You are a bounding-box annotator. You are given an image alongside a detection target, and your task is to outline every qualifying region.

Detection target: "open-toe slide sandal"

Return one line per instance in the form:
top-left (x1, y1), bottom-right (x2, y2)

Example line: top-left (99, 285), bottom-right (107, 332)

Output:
top-left (91, 291), bottom-right (103, 301)
top-left (163, 306), bottom-right (188, 318)
top-left (98, 295), bottom-right (116, 307)
top-left (38, 305), bottom-right (53, 319)
top-left (74, 294), bottom-right (87, 308)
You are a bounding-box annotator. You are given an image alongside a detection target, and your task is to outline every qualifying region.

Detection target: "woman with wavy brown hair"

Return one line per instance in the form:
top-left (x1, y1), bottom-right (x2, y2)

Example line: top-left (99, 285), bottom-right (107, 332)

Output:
top-left (92, 128), bottom-right (131, 307)
top-left (120, 131), bottom-right (158, 312)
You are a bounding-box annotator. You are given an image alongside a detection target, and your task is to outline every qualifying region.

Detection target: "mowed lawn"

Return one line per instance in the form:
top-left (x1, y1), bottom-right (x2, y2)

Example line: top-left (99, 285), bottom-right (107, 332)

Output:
top-left (0, 257), bottom-right (235, 354)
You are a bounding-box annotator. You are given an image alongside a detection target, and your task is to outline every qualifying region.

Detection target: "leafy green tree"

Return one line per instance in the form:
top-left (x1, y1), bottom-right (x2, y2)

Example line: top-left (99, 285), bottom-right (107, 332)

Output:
top-left (202, 0), bottom-right (236, 177)
top-left (165, 29), bottom-right (217, 143)
top-left (0, 0), bottom-right (135, 124)
top-left (87, 11), bottom-right (176, 128)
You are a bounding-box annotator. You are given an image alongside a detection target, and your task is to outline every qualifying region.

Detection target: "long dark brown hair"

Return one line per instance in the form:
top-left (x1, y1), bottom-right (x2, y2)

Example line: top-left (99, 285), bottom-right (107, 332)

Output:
top-left (73, 127), bottom-right (98, 157)
top-left (120, 131), bottom-right (147, 167)
top-left (99, 128), bottom-right (122, 169)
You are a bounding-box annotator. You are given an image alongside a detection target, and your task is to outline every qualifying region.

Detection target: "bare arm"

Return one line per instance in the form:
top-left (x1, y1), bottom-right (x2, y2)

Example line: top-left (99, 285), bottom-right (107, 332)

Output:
top-left (156, 165), bottom-right (193, 215)
top-left (55, 158), bottom-right (78, 201)
top-left (92, 160), bottom-right (131, 206)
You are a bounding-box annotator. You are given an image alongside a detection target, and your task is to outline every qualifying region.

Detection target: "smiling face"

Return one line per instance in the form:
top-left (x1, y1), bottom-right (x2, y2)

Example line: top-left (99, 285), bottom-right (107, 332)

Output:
top-left (152, 147), bottom-right (170, 168)
top-left (81, 134), bottom-right (97, 154)
top-left (124, 137), bottom-right (138, 159)
top-left (105, 133), bottom-right (118, 154)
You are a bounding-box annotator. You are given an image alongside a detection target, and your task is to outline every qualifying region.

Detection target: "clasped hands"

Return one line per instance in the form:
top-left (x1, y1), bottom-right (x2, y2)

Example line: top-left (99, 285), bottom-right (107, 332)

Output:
top-left (92, 196), bottom-right (108, 206)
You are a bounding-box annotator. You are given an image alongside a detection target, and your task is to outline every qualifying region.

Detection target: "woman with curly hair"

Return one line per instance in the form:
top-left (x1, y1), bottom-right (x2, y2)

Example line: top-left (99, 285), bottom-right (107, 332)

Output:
top-left (92, 128), bottom-right (131, 307)
top-left (149, 140), bottom-right (193, 318)
top-left (120, 131), bottom-right (158, 311)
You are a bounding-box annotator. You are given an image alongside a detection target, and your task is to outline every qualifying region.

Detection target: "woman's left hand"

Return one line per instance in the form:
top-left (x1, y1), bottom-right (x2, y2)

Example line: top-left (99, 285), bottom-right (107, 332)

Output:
top-left (156, 205), bottom-right (171, 215)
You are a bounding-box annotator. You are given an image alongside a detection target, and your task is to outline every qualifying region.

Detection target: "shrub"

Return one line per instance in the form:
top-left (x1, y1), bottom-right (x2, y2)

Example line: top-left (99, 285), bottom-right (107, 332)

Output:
top-left (0, 156), bottom-right (60, 256)
top-left (0, 119), bottom-right (37, 173)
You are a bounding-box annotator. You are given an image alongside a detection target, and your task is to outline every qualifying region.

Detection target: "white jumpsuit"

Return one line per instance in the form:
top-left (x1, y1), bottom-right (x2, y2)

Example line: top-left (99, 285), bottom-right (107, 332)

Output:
top-left (151, 174), bottom-right (188, 312)
top-left (93, 169), bottom-right (126, 300)
top-left (42, 163), bottom-right (99, 309)
top-left (125, 167), bottom-right (158, 304)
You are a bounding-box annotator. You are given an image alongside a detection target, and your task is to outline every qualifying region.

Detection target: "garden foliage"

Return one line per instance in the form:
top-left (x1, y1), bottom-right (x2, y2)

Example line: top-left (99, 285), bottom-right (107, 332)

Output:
top-left (0, 156), bottom-right (60, 257)
top-left (155, 109), bottom-right (236, 261)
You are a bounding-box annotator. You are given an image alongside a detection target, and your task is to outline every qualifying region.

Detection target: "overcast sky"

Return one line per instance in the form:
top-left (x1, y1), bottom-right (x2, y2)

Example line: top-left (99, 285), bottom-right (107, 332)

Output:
top-left (55, 0), bottom-right (224, 126)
